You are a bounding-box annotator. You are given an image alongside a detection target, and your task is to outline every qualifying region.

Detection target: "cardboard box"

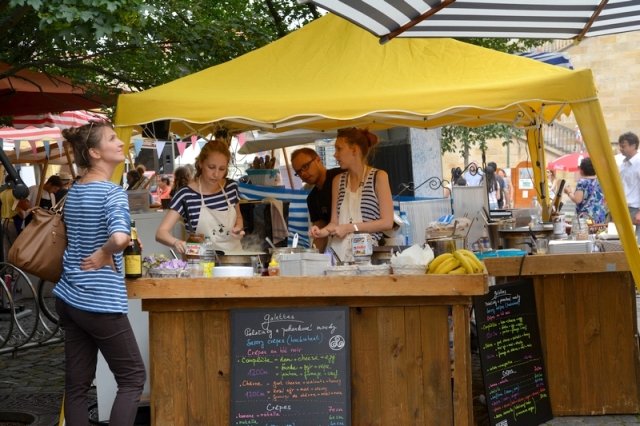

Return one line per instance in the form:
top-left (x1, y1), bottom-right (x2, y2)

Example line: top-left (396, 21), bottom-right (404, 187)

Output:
top-left (127, 189), bottom-right (150, 212)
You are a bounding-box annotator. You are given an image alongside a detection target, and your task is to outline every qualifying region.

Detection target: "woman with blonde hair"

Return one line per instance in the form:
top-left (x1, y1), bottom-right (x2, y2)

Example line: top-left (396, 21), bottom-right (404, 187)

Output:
top-left (310, 127), bottom-right (394, 262)
top-left (156, 140), bottom-right (245, 252)
top-left (55, 122), bottom-right (145, 424)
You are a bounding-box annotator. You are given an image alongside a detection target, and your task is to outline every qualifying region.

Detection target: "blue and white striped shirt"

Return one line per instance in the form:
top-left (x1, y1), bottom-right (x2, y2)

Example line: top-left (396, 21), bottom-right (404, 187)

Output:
top-left (336, 168), bottom-right (383, 242)
top-left (53, 181), bottom-right (131, 314)
top-left (169, 180), bottom-right (240, 232)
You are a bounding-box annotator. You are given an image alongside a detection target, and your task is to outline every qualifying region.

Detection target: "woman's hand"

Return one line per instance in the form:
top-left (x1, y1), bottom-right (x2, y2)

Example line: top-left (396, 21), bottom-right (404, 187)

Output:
top-left (333, 223), bottom-right (355, 239)
top-left (80, 247), bottom-right (115, 271)
top-left (564, 185), bottom-right (572, 195)
top-left (172, 239), bottom-right (186, 254)
top-left (311, 225), bottom-right (331, 239)
top-left (231, 225), bottom-right (245, 239)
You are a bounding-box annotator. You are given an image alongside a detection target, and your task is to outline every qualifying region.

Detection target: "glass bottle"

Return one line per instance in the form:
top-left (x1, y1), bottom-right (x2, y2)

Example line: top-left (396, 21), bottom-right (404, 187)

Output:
top-left (124, 221), bottom-right (142, 278)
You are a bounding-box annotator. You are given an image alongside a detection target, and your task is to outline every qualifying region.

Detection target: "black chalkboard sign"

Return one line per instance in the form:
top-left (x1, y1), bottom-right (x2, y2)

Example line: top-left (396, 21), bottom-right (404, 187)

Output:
top-left (473, 279), bottom-right (553, 426)
top-left (231, 307), bottom-right (350, 426)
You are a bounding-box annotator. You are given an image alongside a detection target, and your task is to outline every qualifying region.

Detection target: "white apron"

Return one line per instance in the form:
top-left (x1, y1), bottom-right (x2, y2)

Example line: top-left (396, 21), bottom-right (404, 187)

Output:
top-left (195, 181), bottom-right (243, 253)
top-left (328, 184), bottom-right (363, 263)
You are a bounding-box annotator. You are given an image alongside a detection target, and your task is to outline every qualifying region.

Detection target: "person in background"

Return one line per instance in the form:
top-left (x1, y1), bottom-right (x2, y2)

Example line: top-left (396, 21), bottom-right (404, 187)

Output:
top-left (156, 176), bottom-right (172, 200)
top-left (125, 169), bottom-right (141, 190)
top-left (463, 162), bottom-right (483, 186)
top-left (55, 173), bottom-right (73, 200)
top-left (0, 175), bottom-right (23, 259)
top-left (28, 175), bottom-right (63, 210)
top-left (484, 163), bottom-right (501, 210)
top-left (290, 147), bottom-right (342, 252)
top-left (564, 157), bottom-right (607, 223)
top-left (488, 162), bottom-right (505, 209)
top-left (310, 128), bottom-right (394, 262)
top-left (617, 131), bottom-right (640, 240)
top-left (54, 122), bottom-right (145, 424)
top-left (497, 168), bottom-right (512, 209)
top-left (156, 140), bottom-right (245, 253)
top-left (170, 165), bottom-right (194, 198)
top-left (546, 169), bottom-right (561, 200)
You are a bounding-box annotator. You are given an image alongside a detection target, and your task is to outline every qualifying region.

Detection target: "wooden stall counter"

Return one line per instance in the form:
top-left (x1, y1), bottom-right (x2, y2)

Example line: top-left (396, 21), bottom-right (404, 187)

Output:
top-left (484, 252), bottom-right (640, 416)
top-left (127, 273), bottom-right (488, 426)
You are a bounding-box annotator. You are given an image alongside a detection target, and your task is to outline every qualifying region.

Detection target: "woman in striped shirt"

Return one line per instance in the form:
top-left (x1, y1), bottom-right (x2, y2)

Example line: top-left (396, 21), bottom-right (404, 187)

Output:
top-left (311, 128), bottom-right (394, 262)
top-left (156, 139), bottom-right (245, 253)
top-left (54, 122), bottom-right (145, 424)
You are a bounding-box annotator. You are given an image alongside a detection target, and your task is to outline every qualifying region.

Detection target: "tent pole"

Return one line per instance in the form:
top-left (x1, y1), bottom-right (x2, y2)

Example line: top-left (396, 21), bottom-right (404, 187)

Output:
top-left (282, 147), bottom-right (294, 189)
top-left (63, 142), bottom-right (76, 179)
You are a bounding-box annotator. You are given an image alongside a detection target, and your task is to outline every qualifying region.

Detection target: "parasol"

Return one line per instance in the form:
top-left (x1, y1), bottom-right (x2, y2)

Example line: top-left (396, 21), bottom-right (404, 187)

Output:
top-left (547, 152), bottom-right (589, 172)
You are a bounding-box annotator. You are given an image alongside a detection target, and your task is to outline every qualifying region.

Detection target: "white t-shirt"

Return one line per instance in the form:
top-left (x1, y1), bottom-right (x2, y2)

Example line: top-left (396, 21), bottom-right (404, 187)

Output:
top-left (620, 153), bottom-right (640, 208)
top-left (28, 185), bottom-right (56, 208)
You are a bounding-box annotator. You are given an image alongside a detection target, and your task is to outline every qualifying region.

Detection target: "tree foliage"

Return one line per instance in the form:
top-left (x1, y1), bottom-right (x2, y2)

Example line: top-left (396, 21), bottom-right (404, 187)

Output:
top-left (0, 0), bottom-right (320, 95)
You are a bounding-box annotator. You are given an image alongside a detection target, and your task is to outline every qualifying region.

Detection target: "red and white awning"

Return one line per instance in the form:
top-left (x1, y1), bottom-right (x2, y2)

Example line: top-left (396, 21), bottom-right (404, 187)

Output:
top-left (12, 110), bottom-right (108, 130)
top-left (0, 126), bottom-right (63, 142)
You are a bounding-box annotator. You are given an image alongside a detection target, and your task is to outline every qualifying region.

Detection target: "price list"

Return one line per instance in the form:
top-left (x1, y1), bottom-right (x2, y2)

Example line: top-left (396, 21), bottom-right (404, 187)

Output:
top-left (231, 307), bottom-right (350, 426)
top-left (473, 279), bottom-right (553, 426)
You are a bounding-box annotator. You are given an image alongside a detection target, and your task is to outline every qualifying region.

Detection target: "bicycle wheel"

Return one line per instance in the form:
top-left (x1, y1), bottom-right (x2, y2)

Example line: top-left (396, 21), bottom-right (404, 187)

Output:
top-left (0, 274), bottom-right (15, 349)
top-left (0, 262), bottom-right (38, 348)
top-left (37, 278), bottom-right (59, 325)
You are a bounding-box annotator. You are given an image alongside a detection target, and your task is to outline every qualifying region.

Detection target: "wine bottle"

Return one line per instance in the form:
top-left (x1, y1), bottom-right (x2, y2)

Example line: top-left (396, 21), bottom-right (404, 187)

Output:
top-left (124, 220), bottom-right (142, 278)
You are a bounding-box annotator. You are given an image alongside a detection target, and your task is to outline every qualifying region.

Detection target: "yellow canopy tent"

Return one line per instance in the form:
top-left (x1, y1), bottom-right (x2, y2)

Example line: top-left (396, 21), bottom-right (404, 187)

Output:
top-left (114, 14), bottom-right (639, 285)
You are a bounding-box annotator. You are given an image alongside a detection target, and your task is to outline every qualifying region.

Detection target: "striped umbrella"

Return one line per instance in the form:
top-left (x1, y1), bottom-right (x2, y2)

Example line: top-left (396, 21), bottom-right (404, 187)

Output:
top-left (0, 125), bottom-right (62, 141)
top-left (302, 0), bottom-right (640, 43)
top-left (12, 110), bottom-right (108, 130)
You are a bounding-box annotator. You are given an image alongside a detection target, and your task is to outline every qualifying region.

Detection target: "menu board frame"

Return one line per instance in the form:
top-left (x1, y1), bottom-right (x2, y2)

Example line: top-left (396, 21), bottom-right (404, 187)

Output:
top-left (473, 279), bottom-right (553, 426)
top-left (230, 307), bottom-right (351, 426)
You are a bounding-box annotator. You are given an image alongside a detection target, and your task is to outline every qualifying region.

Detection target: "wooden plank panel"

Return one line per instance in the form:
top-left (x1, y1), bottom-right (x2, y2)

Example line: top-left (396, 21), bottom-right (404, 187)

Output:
top-left (484, 252), bottom-right (628, 276)
top-left (143, 296), bottom-right (472, 312)
top-left (149, 311), bottom-right (188, 425)
top-left (451, 304), bottom-right (472, 426)
top-left (403, 306), bottom-right (426, 424)
top-left (377, 307), bottom-right (410, 424)
top-left (203, 310), bottom-right (231, 424)
top-left (350, 307), bottom-right (382, 425)
top-left (128, 273), bottom-right (488, 299)
top-left (183, 311), bottom-right (209, 425)
top-left (419, 305), bottom-right (453, 424)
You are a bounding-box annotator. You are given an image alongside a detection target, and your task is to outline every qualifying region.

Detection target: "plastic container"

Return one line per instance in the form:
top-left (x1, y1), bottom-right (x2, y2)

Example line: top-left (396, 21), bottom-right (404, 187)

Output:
top-left (325, 265), bottom-right (359, 276)
top-left (278, 252), bottom-right (331, 276)
top-left (400, 211), bottom-right (413, 246)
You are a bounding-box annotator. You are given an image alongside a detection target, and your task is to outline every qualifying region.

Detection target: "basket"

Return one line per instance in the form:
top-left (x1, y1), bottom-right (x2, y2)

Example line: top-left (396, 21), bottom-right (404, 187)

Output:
top-left (596, 240), bottom-right (623, 252)
top-left (147, 267), bottom-right (189, 278)
top-left (391, 264), bottom-right (427, 275)
top-left (357, 264), bottom-right (391, 276)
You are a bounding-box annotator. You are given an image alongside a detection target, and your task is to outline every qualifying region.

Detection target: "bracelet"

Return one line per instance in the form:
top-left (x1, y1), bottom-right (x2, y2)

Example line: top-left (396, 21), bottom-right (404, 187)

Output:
top-left (353, 223), bottom-right (359, 232)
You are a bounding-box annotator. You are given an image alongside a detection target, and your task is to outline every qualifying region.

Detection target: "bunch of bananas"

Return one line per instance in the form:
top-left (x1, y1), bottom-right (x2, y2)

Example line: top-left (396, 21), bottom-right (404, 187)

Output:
top-left (427, 249), bottom-right (484, 275)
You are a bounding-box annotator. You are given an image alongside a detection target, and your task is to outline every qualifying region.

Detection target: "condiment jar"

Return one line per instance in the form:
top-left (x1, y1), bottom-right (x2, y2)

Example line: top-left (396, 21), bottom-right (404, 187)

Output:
top-left (268, 259), bottom-right (280, 276)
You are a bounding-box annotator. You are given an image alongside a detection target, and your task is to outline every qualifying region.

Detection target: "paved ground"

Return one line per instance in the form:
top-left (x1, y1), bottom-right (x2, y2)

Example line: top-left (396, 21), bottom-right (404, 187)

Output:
top-left (0, 296), bottom-right (639, 425)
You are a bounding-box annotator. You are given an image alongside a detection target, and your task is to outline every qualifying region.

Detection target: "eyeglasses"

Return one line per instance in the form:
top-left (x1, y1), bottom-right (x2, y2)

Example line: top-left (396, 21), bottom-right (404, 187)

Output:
top-left (294, 158), bottom-right (316, 177)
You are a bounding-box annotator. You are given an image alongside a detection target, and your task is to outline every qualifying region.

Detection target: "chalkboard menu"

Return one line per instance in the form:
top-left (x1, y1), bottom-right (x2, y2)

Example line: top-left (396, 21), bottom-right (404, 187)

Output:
top-left (473, 279), bottom-right (553, 426)
top-left (231, 307), bottom-right (350, 426)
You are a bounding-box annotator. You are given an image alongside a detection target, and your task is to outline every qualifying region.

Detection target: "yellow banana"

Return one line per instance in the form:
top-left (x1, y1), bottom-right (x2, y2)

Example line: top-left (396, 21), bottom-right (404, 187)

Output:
top-left (457, 249), bottom-right (484, 273)
top-left (427, 253), bottom-right (453, 273)
top-left (448, 266), bottom-right (467, 275)
top-left (453, 251), bottom-right (474, 274)
top-left (433, 257), bottom-right (460, 274)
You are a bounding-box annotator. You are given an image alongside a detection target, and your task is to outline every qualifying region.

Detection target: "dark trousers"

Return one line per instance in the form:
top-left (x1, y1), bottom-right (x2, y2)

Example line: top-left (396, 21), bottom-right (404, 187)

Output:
top-left (56, 298), bottom-right (146, 426)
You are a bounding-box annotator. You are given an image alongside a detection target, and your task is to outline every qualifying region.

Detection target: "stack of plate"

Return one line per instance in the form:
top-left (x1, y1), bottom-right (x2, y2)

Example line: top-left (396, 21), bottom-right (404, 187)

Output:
top-left (548, 240), bottom-right (592, 254)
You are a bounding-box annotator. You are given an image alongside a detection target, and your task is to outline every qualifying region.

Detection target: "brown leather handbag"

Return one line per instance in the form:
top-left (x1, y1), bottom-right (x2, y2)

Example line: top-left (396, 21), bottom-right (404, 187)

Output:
top-left (8, 196), bottom-right (67, 283)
